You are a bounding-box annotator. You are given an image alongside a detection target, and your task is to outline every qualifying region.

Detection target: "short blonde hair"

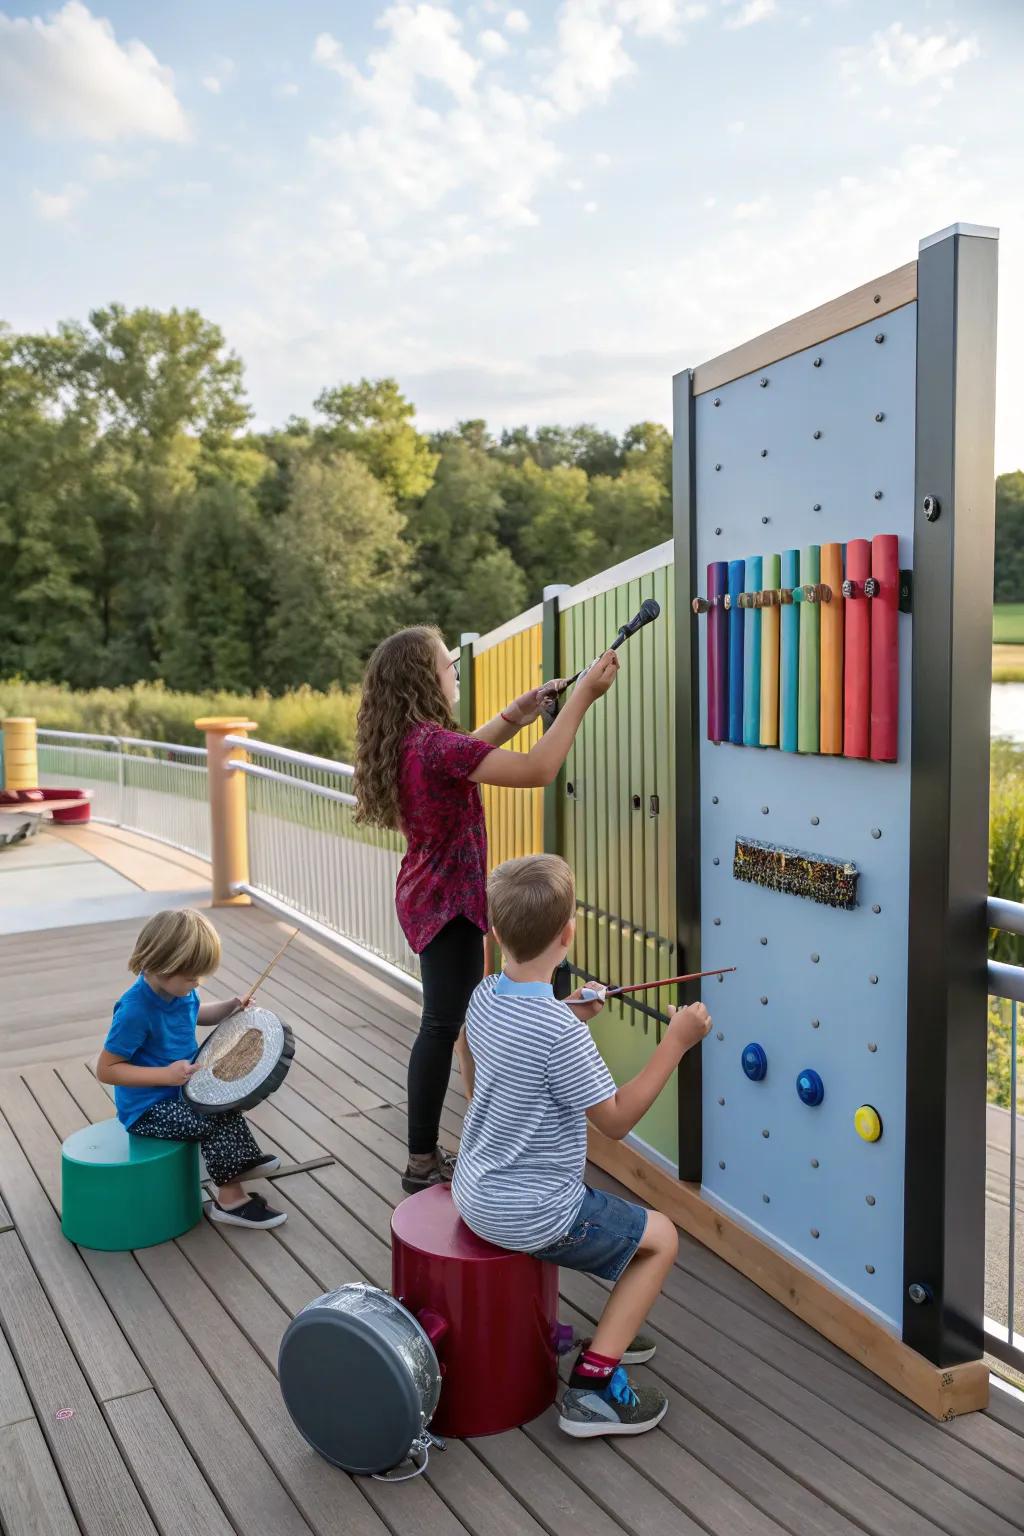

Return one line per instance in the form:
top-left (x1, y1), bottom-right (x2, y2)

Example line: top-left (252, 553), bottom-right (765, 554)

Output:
top-left (488, 854), bottom-right (576, 963)
top-left (129, 909), bottom-right (221, 979)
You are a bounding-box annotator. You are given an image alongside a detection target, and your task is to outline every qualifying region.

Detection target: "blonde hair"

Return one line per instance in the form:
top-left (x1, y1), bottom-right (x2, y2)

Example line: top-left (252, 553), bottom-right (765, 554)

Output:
top-left (488, 854), bottom-right (576, 963)
top-left (353, 625), bottom-right (460, 830)
top-left (129, 909), bottom-right (221, 979)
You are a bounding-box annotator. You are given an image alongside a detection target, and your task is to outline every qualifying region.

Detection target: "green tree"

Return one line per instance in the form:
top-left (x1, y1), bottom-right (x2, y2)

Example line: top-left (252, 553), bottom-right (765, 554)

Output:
top-left (995, 471), bottom-right (1024, 603)
top-left (501, 459), bottom-right (597, 593)
top-left (407, 438), bottom-right (527, 640)
top-left (622, 421), bottom-right (672, 489)
top-left (314, 378), bottom-right (438, 503)
top-left (266, 451), bottom-right (410, 690)
top-left (162, 480), bottom-right (272, 692)
top-left (589, 468), bottom-right (671, 568)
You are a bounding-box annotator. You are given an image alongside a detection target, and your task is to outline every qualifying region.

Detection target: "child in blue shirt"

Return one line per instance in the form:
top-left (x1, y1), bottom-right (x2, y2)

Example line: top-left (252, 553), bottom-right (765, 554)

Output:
top-left (452, 854), bottom-right (712, 1439)
top-left (98, 908), bottom-right (286, 1229)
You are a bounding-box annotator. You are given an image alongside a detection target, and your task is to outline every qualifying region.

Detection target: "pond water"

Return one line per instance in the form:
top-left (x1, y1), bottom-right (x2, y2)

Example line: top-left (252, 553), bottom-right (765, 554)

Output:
top-left (991, 683), bottom-right (1024, 745)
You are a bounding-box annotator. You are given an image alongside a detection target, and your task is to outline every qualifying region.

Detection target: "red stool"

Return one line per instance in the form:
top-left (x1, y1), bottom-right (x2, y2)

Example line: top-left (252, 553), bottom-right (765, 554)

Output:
top-left (391, 1185), bottom-right (559, 1438)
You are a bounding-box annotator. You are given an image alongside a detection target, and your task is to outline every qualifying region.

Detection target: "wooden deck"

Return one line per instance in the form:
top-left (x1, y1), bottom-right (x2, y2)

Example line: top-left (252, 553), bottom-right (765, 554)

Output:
top-left (1, 844), bottom-right (1023, 1536)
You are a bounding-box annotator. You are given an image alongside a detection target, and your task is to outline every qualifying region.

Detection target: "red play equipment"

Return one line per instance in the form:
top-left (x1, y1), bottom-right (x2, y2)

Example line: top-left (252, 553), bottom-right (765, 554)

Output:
top-left (391, 1184), bottom-right (559, 1438)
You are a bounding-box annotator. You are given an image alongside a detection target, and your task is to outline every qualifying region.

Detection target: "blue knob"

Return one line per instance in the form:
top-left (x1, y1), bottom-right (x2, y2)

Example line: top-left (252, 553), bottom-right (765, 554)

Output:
top-left (796, 1068), bottom-right (824, 1106)
top-left (741, 1043), bottom-right (768, 1081)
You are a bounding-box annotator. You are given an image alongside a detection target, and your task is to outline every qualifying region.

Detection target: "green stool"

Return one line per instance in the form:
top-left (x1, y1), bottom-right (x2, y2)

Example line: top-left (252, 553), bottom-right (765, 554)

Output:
top-left (61, 1118), bottom-right (203, 1250)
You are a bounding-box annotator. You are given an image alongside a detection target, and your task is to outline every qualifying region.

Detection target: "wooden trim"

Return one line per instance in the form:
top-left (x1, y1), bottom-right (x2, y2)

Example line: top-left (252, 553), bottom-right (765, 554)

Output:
top-left (587, 1126), bottom-right (989, 1420)
top-left (692, 262), bottom-right (918, 396)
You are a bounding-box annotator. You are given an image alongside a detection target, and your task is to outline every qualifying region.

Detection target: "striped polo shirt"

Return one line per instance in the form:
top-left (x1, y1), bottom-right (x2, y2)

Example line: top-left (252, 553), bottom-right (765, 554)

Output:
top-left (451, 972), bottom-right (617, 1252)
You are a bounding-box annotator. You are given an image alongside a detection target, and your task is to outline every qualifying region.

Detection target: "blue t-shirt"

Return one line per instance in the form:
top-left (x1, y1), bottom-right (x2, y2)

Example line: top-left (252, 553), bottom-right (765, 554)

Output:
top-left (104, 976), bottom-right (200, 1129)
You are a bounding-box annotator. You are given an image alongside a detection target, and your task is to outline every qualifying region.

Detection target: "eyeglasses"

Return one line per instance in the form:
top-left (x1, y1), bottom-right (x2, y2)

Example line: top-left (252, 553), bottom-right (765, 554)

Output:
top-left (450, 657), bottom-right (460, 682)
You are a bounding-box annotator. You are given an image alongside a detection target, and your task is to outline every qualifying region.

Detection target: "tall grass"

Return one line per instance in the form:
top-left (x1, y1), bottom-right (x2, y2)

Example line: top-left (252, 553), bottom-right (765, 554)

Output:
top-left (989, 738), bottom-right (1024, 1109)
top-left (0, 679), bottom-right (361, 761)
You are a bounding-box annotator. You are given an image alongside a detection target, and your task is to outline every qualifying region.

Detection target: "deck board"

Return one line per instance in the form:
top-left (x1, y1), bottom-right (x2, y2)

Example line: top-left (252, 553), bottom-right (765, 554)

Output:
top-left (0, 892), bottom-right (1021, 1536)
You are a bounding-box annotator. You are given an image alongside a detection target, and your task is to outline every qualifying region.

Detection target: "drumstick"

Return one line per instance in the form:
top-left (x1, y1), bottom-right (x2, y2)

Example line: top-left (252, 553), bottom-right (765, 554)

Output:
top-left (567, 966), bottom-right (735, 1006)
top-left (245, 928), bottom-right (299, 1004)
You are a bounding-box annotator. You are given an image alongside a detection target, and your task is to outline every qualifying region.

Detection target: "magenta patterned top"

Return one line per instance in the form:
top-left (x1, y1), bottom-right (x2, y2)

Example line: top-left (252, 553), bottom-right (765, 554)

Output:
top-left (395, 723), bottom-right (496, 953)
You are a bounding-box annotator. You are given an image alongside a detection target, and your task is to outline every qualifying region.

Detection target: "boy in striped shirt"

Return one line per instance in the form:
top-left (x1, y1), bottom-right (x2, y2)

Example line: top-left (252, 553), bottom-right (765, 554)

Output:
top-left (451, 853), bottom-right (712, 1438)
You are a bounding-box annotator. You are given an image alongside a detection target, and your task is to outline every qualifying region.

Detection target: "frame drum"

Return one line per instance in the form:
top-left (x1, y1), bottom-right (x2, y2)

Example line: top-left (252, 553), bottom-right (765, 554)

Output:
top-left (184, 1005), bottom-right (295, 1115)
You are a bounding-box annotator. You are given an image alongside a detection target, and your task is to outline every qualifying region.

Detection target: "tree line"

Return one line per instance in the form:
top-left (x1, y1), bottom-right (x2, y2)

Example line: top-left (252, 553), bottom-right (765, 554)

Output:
top-left (0, 305), bottom-right (671, 695)
top-left (2, 304), bottom-right (1019, 701)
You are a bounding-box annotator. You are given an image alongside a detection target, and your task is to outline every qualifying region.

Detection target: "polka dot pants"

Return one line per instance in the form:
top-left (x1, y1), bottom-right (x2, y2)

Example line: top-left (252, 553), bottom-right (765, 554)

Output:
top-left (131, 1097), bottom-right (263, 1187)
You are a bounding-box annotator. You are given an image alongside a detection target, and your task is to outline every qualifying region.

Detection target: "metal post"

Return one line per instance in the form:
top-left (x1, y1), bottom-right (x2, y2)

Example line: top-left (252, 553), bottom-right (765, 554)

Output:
top-left (672, 366), bottom-right (703, 1183)
top-left (196, 716), bottom-right (257, 906)
top-left (903, 224), bottom-right (999, 1366)
top-left (1010, 1000), bottom-right (1018, 1343)
top-left (542, 584), bottom-right (570, 855)
top-left (458, 634), bottom-right (478, 734)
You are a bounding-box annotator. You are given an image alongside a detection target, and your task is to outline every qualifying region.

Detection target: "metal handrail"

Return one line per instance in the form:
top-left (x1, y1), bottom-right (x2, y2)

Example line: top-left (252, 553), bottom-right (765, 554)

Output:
top-left (229, 760), bottom-right (357, 806)
top-left (36, 728), bottom-right (207, 759)
top-left (224, 735), bottom-right (355, 777)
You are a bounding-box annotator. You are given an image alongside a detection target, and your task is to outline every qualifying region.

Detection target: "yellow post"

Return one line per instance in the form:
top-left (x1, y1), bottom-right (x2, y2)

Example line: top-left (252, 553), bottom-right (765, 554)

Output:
top-left (2, 717), bottom-right (38, 791)
top-left (196, 717), bottom-right (258, 907)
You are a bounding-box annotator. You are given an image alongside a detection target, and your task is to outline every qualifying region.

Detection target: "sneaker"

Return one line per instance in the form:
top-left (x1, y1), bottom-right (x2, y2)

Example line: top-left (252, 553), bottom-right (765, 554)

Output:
top-left (208, 1193), bottom-right (287, 1229)
top-left (236, 1154), bottom-right (281, 1177)
top-left (401, 1147), bottom-right (456, 1195)
top-left (559, 1366), bottom-right (667, 1438)
top-left (578, 1333), bottom-right (657, 1365)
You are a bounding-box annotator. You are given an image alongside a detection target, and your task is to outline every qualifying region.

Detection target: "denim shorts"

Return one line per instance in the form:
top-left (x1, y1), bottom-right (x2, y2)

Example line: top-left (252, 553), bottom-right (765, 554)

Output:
top-left (530, 1186), bottom-right (649, 1282)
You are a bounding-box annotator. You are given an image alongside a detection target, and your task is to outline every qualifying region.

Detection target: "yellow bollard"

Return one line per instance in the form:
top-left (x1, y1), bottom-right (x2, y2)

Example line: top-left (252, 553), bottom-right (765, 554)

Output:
top-left (196, 717), bottom-right (258, 907)
top-left (2, 717), bottom-right (39, 791)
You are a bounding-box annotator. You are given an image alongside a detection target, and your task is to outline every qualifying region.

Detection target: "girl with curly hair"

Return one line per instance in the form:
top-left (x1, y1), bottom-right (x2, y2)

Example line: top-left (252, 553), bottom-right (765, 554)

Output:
top-left (354, 624), bottom-right (619, 1193)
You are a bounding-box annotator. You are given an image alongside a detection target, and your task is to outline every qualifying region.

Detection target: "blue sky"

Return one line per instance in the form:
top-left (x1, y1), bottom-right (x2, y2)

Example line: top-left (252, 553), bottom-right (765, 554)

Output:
top-left (2, 0), bottom-right (1021, 470)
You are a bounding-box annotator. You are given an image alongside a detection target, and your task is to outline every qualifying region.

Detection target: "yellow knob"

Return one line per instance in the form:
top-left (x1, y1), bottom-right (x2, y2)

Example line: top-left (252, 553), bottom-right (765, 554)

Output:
top-left (855, 1105), bottom-right (882, 1143)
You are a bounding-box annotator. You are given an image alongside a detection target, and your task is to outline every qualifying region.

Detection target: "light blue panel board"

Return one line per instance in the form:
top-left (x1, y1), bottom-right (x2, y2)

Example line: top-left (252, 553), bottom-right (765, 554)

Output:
top-left (694, 302), bottom-right (916, 1330)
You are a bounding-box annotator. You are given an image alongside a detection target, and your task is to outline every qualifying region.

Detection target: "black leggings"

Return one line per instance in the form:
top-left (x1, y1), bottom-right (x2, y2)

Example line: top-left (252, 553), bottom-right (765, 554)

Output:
top-left (407, 917), bottom-right (485, 1155)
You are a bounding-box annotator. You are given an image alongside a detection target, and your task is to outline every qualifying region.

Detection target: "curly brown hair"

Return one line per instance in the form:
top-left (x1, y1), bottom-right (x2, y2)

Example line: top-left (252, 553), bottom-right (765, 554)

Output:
top-left (353, 626), bottom-right (459, 829)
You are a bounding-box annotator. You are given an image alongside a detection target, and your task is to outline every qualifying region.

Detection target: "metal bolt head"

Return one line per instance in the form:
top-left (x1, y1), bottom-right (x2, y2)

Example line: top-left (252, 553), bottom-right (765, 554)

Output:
top-left (718, 1159), bottom-right (726, 1169)
top-left (760, 995), bottom-right (768, 1006)
top-left (871, 827), bottom-right (882, 839)
top-left (868, 1042), bottom-right (878, 1053)
top-left (908, 1282), bottom-right (931, 1305)
top-left (761, 805), bottom-right (769, 815)
top-left (810, 1228), bottom-right (820, 1238)
top-left (811, 1018), bottom-right (820, 1029)
top-left (715, 463), bottom-right (722, 472)
top-left (810, 815), bottom-right (819, 826)
top-left (810, 1158), bottom-right (819, 1168)
top-left (761, 515), bottom-right (769, 525)
top-left (714, 397), bottom-right (721, 406)
top-left (760, 376), bottom-right (769, 387)
top-left (869, 974), bottom-right (878, 985)
top-left (923, 494), bottom-right (941, 522)
top-left (712, 795), bottom-right (719, 805)
top-left (813, 502), bottom-right (822, 511)
top-left (760, 449), bottom-right (768, 458)
top-left (865, 1263), bottom-right (876, 1274)
top-left (761, 1128), bottom-right (770, 1138)
top-left (713, 917), bottom-right (721, 926)
top-left (872, 293), bottom-right (881, 304)
top-left (717, 1095), bottom-right (725, 1105)
top-left (875, 412), bottom-right (885, 422)
top-left (715, 526), bottom-right (722, 536)
top-left (875, 332), bottom-right (885, 343)
top-left (712, 856), bottom-right (720, 866)
top-left (874, 490), bottom-right (883, 500)
top-left (813, 357), bottom-right (822, 367)
top-left (872, 903), bottom-right (881, 914)
top-left (762, 1193), bottom-right (770, 1204)
top-left (866, 1195), bottom-right (876, 1206)
top-left (715, 1030), bottom-right (724, 1041)
top-left (811, 953), bottom-right (820, 964)
top-left (813, 430), bottom-right (822, 440)
top-left (760, 936), bottom-right (767, 945)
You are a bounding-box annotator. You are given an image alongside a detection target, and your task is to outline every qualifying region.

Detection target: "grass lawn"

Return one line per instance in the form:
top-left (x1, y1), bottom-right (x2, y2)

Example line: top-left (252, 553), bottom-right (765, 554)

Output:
top-left (994, 603), bottom-right (1024, 644)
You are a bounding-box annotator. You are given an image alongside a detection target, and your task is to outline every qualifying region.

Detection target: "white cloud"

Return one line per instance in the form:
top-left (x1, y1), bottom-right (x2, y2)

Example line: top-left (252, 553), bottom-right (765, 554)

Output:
top-left (583, 199), bottom-right (598, 213)
top-left (594, 150), bottom-right (613, 167)
top-left (274, 81), bottom-right (300, 99)
top-left (479, 28), bottom-right (509, 56)
top-left (0, 2), bottom-right (188, 142)
top-left (88, 151), bottom-right (144, 180)
top-left (546, 0), bottom-right (635, 114)
top-left (567, 176), bottom-right (585, 190)
top-left (839, 23), bottom-right (979, 95)
top-left (723, 0), bottom-right (776, 31)
top-left (202, 75), bottom-right (222, 94)
top-left (733, 194), bottom-right (770, 219)
top-left (505, 8), bottom-right (530, 32)
top-left (704, 194), bottom-right (717, 207)
top-left (32, 182), bottom-right (85, 220)
top-left (615, 0), bottom-right (682, 39)
top-left (728, 118), bottom-right (745, 134)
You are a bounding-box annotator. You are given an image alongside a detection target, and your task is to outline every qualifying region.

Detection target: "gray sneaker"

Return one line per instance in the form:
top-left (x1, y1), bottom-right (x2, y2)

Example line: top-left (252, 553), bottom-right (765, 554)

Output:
top-left (559, 1366), bottom-right (667, 1438)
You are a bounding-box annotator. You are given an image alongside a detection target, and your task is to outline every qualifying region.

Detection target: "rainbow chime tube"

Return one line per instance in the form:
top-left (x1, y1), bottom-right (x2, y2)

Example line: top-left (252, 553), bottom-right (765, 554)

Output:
top-left (728, 559), bottom-right (745, 746)
top-left (743, 555), bottom-right (762, 747)
top-left (759, 552), bottom-right (780, 747)
top-left (707, 561), bottom-right (728, 743)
